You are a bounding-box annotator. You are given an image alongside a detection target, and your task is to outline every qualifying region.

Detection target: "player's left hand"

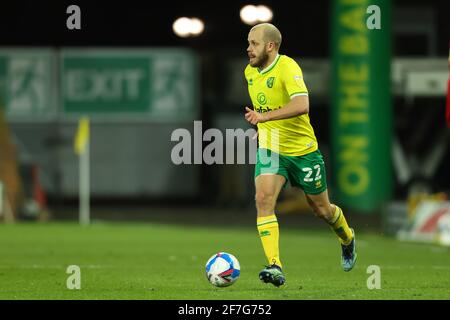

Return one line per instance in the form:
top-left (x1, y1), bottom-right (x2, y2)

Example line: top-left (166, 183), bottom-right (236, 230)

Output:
top-left (245, 107), bottom-right (268, 125)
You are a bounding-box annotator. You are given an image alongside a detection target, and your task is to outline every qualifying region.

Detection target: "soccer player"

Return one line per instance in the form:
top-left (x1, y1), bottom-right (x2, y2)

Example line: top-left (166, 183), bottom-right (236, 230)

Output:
top-left (244, 23), bottom-right (357, 287)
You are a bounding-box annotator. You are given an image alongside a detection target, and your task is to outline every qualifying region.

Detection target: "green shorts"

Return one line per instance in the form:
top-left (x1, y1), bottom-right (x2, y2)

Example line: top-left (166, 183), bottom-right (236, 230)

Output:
top-left (254, 148), bottom-right (327, 195)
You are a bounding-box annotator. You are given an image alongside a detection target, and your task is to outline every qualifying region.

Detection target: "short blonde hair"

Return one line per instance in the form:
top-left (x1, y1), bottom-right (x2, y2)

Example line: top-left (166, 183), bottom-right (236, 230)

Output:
top-left (251, 23), bottom-right (282, 49)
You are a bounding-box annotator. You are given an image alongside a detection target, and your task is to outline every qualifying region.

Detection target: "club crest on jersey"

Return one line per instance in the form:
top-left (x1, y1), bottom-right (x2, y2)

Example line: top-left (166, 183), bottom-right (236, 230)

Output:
top-left (248, 78), bottom-right (253, 85)
top-left (266, 77), bottom-right (275, 88)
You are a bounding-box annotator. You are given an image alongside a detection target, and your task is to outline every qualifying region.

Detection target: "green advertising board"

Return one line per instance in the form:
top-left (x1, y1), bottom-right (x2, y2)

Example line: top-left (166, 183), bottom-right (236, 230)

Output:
top-left (0, 49), bottom-right (57, 120)
top-left (331, 0), bottom-right (392, 212)
top-left (61, 49), bottom-right (199, 120)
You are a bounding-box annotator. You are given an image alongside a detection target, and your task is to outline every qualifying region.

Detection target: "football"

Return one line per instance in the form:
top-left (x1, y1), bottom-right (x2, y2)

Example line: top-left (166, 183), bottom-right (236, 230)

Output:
top-left (205, 252), bottom-right (240, 287)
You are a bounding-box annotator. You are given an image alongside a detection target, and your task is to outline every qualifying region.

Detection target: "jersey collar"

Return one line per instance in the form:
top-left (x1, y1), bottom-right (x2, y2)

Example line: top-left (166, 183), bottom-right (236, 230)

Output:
top-left (258, 54), bottom-right (280, 75)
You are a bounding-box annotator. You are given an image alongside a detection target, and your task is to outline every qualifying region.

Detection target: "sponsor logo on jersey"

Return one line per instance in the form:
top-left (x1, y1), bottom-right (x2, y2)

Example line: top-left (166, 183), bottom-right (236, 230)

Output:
top-left (255, 105), bottom-right (281, 113)
top-left (257, 92), bottom-right (267, 105)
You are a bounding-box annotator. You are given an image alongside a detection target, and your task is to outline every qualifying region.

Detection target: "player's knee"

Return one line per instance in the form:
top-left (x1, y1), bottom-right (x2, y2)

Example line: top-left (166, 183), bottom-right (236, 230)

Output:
top-left (311, 202), bottom-right (332, 220)
top-left (255, 191), bottom-right (276, 212)
top-left (314, 210), bottom-right (329, 220)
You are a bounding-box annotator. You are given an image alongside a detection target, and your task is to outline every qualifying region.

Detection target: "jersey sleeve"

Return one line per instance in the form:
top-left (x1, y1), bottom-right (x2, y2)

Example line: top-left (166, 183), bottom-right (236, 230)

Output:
top-left (244, 64), bottom-right (251, 82)
top-left (281, 58), bottom-right (309, 98)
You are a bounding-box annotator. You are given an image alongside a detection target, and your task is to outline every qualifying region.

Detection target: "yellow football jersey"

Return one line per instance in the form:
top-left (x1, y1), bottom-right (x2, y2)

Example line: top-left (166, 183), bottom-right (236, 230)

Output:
top-left (245, 54), bottom-right (318, 156)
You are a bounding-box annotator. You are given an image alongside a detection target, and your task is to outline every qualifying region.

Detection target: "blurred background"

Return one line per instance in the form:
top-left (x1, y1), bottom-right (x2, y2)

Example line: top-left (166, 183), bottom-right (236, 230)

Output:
top-left (0, 0), bottom-right (449, 242)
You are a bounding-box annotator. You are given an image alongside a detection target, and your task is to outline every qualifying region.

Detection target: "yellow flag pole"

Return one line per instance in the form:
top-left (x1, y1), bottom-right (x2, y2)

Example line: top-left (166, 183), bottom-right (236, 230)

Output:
top-left (74, 117), bottom-right (90, 225)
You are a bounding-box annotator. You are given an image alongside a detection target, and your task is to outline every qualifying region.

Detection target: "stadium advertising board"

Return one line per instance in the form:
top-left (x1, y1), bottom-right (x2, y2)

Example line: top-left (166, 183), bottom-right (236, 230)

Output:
top-left (0, 49), bottom-right (57, 120)
top-left (61, 49), bottom-right (199, 120)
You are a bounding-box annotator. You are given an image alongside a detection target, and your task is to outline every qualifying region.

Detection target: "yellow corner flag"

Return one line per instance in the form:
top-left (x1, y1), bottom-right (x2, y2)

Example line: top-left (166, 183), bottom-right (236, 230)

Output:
top-left (74, 117), bottom-right (90, 154)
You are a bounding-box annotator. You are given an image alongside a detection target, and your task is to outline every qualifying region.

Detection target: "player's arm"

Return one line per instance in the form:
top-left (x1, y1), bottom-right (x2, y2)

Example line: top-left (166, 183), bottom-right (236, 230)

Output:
top-left (265, 95), bottom-right (309, 121)
top-left (245, 95), bottom-right (309, 125)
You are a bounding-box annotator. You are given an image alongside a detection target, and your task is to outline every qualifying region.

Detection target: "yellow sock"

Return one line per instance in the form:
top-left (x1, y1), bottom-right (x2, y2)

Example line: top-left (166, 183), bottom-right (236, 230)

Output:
top-left (257, 214), bottom-right (282, 268)
top-left (328, 206), bottom-right (353, 245)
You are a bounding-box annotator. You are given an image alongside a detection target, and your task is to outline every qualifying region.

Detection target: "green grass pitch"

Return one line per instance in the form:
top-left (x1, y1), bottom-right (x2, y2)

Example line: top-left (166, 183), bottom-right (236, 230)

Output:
top-left (0, 221), bottom-right (449, 299)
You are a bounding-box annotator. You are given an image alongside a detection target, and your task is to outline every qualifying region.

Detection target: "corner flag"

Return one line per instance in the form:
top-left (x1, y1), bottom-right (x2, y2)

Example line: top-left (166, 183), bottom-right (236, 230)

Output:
top-left (74, 117), bottom-right (90, 225)
top-left (75, 117), bottom-right (90, 154)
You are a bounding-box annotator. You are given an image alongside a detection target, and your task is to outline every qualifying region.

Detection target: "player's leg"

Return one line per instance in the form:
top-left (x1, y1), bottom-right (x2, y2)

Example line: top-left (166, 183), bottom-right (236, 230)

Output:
top-left (255, 174), bottom-right (286, 286)
top-left (254, 148), bottom-right (288, 286)
top-left (255, 174), bottom-right (286, 266)
top-left (305, 191), bottom-right (356, 271)
top-left (288, 149), bottom-right (356, 271)
top-left (305, 191), bottom-right (352, 244)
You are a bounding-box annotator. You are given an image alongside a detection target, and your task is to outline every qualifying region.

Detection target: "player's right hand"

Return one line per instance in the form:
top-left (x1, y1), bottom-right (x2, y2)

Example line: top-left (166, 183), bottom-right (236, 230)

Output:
top-left (245, 107), bottom-right (267, 125)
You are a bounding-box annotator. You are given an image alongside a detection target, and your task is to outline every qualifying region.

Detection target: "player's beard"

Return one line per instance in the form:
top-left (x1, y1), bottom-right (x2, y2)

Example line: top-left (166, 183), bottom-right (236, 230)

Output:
top-left (251, 51), bottom-right (269, 69)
